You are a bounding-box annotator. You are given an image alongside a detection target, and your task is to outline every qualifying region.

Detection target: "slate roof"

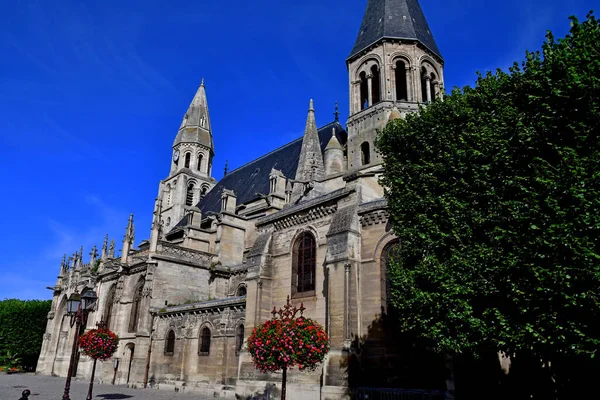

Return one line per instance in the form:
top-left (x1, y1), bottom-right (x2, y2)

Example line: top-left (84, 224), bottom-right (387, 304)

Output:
top-left (349, 0), bottom-right (442, 61)
top-left (197, 121), bottom-right (347, 215)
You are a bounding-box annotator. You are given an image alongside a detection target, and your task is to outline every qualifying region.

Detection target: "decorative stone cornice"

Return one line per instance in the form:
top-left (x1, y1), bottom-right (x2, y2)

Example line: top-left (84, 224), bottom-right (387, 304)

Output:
top-left (257, 188), bottom-right (350, 228)
top-left (154, 296), bottom-right (246, 317)
top-left (360, 209), bottom-right (390, 227)
top-left (272, 204), bottom-right (337, 231)
top-left (159, 242), bottom-right (213, 264)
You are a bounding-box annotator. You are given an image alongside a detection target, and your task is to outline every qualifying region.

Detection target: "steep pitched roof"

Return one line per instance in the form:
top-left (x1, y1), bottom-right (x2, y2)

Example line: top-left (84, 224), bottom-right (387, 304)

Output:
top-left (349, 0), bottom-right (442, 61)
top-left (197, 121), bottom-right (347, 215)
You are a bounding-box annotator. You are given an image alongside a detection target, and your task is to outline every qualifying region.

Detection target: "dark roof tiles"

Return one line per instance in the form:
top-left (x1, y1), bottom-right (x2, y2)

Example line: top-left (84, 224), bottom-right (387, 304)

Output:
top-left (197, 121), bottom-right (347, 215)
top-left (349, 0), bottom-right (442, 60)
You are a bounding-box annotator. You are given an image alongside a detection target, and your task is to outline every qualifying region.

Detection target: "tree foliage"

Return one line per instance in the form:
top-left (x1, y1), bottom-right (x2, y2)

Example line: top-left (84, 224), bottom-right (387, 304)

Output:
top-left (0, 299), bottom-right (52, 370)
top-left (376, 12), bottom-right (600, 360)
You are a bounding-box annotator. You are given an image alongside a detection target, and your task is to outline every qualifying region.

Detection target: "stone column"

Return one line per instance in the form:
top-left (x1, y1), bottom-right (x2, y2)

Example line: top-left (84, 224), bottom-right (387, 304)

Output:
top-left (366, 74), bottom-right (373, 107)
top-left (406, 65), bottom-right (412, 101)
top-left (390, 65), bottom-right (397, 102)
top-left (425, 76), bottom-right (432, 103)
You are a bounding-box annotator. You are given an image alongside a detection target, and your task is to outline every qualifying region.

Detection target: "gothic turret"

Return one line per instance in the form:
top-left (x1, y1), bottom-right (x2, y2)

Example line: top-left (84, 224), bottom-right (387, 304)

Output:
top-left (346, 0), bottom-right (444, 169)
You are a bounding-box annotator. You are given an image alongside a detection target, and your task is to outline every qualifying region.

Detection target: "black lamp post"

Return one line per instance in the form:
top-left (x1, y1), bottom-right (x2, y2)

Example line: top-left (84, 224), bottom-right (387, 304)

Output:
top-left (62, 290), bottom-right (97, 400)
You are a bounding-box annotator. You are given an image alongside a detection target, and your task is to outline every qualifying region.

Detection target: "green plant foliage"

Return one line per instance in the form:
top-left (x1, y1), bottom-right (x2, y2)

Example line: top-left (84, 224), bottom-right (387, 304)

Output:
top-left (0, 299), bottom-right (52, 370)
top-left (376, 12), bottom-right (600, 359)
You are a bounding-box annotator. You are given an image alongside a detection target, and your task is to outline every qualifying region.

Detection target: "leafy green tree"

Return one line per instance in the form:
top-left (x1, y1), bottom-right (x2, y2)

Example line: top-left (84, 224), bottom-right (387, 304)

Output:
top-left (0, 299), bottom-right (52, 370)
top-left (377, 11), bottom-right (600, 365)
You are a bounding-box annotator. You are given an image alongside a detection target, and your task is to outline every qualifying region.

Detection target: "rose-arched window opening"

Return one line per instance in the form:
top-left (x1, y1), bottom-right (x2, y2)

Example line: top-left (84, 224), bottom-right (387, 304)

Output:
top-left (292, 232), bottom-right (316, 295)
top-left (165, 330), bottom-right (175, 355)
top-left (199, 327), bottom-right (211, 356)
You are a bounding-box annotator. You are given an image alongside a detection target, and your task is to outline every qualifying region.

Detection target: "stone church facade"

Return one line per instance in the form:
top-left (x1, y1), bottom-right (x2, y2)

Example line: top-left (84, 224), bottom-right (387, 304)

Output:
top-left (37, 0), bottom-right (445, 398)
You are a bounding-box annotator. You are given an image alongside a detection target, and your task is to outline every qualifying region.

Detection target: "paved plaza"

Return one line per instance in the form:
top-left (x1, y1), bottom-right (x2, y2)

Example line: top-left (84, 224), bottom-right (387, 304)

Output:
top-left (0, 374), bottom-right (215, 400)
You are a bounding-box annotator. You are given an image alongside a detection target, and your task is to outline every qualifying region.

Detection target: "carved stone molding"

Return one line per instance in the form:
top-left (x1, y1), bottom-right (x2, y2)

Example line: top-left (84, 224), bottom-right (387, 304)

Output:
top-left (160, 242), bottom-right (212, 263)
top-left (360, 210), bottom-right (390, 227)
top-left (273, 204), bottom-right (337, 231)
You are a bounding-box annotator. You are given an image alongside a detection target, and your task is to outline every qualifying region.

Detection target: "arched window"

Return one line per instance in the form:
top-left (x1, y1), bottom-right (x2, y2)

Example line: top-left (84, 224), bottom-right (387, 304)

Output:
top-left (103, 285), bottom-right (116, 330)
top-left (186, 183), bottom-right (195, 206)
top-left (128, 278), bottom-right (144, 333)
top-left (165, 330), bottom-right (175, 355)
top-left (197, 153), bottom-right (203, 172)
top-left (361, 142), bottom-right (371, 165)
top-left (184, 152), bottom-right (191, 169)
top-left (371, 65), bottom-right (381, 104)
top-left (235, 324), bottom-right (245, 355)
top-left (166, 217), bottom-right (171, 228)
top-left (359, 71), bottom-right (368, 110)
top-left (292, 232), bottom-right (316, 295)
top-left (199, 327), bottom-right (211, 356)
top-left (430, 72), bottom-right (437, 102)
top-left (201, 185), bottom-right (208, 199)
top-left (395, 60), bottom-right (408, 101)
top-left (236, 285), bottom-right (247, 297)
top-left (380, 240), bottom-right (401, 312)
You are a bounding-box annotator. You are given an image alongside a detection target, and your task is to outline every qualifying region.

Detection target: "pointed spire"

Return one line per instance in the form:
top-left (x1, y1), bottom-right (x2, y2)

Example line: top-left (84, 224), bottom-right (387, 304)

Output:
top-left (124, 214), bottom-right (135, 244)
top-left (150, 199), bottom-right (163, 253)
top-left (325, 127), bottom-right (343, 151)
top-left (90, 245), bottom-right (98, 264)
top-left (60, 254), bottom-right (67, 273)
top-left (294, 99), bottom-right (325, 182)
top-left (121, 214), bottom-right (135, 264)
top-left (224, 160), bottom-right (229, 176)
top-left (334, 102), bottom-right (340, 122)
top-left (109, 239), bottom-right (115, 258)
top-left (174, 81), bottom-right (213, 150)
top-left (101, 234), bottom-right (108, 260)
top-left (388, 107), bottom-right (402, 123)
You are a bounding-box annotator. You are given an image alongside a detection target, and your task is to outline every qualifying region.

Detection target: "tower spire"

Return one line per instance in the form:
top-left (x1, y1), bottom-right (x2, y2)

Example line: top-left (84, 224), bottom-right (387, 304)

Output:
top-left (294, 99), bottom-right (325, 183)
top-left (174, 81), bottom-right (213, 150)
top-left (334, 102), bottom-right (339, 122)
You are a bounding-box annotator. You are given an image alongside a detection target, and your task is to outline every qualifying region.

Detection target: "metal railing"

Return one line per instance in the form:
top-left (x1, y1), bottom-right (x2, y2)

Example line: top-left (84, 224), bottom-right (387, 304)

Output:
top-left (355, 387), bottom-right (446, 400)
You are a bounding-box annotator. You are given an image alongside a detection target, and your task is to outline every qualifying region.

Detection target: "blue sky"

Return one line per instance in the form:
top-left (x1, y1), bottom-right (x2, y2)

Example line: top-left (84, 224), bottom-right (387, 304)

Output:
top-left (0, 0), bottom-right (594, 300)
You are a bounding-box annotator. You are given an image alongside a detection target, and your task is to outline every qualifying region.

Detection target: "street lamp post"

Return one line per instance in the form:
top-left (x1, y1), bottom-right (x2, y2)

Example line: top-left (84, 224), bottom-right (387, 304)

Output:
top-left (86, 319), bottom-right (107, 400)
top-left (62, 290), bottom-right (97, 400)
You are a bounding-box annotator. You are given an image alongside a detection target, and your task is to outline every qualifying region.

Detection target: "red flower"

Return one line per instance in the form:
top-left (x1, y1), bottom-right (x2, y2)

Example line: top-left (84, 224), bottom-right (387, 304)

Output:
top-left (79, 328), bottom-right (120, 361)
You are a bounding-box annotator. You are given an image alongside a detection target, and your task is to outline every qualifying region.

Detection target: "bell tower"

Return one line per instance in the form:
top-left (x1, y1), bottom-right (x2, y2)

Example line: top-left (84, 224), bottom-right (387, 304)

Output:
top-left (158, 80), bottom-right (216, 231)
top-left (346, 0), bottom-right (444, 169)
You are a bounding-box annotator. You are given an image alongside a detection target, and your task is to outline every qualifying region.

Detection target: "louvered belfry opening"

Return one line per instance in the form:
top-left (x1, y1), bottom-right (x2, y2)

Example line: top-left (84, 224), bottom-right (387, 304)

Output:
top-left (292, 232), bottom-right (316, 295)
top-left (186, 184), bottom-right (194, 206)
top-left (395, 60), bottom-right (408, 101)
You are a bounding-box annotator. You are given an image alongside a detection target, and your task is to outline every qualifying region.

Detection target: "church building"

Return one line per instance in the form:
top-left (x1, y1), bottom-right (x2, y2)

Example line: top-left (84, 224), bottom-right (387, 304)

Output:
top-left (36, 0), bottom-right (445, 398)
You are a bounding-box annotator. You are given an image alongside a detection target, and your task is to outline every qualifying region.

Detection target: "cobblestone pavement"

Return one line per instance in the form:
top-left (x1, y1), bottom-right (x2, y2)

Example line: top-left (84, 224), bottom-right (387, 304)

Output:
top-left (0, 373), bottom-right (215, 400)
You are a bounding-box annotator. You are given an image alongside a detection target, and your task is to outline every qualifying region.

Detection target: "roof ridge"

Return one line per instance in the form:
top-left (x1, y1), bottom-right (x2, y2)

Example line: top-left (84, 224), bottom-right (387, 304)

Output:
top-left (224, 120), bottom-right (343, 176)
